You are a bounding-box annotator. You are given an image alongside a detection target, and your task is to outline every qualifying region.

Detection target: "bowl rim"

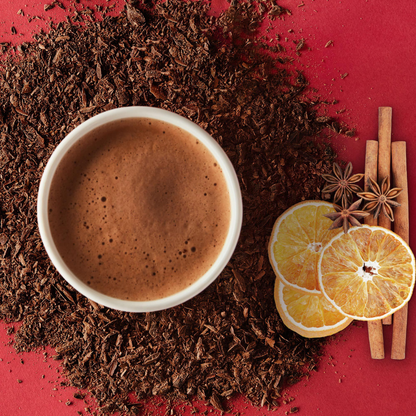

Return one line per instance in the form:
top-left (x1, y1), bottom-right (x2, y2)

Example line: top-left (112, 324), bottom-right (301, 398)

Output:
top-left (37, 106), bottom-right (243, 312)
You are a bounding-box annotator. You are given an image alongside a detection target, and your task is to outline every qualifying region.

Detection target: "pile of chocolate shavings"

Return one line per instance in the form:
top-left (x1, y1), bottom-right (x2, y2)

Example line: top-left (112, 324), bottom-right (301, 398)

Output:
top-left (0, 1), bottom-right (343, 414)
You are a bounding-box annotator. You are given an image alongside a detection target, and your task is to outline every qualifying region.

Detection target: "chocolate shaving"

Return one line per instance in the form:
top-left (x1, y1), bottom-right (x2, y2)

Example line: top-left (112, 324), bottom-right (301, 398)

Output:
top-left (126, 3), bottom-right (146, 26)
top-left (0, 1), bottom-right (344, 414)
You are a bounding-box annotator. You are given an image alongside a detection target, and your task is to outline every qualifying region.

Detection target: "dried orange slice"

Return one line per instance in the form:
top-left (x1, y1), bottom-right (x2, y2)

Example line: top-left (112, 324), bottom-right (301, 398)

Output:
top-left (274, 279), bottom-right (353, 338)
top-left (318, 225), bottom-right (415, 321)
top-left (268, 200), bottom-right (340, 292)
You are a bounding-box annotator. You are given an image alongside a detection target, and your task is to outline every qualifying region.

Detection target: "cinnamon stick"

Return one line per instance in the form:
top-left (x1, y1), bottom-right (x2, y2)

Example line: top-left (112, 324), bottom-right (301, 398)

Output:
top-left (378, 107), bottom-right (393, 325)
top-left (391, 141), bottom-right (409, 360)
top-left (364, 140), bottom-right (384, 359)
top-left (364, 141), bottom-right (379, 228)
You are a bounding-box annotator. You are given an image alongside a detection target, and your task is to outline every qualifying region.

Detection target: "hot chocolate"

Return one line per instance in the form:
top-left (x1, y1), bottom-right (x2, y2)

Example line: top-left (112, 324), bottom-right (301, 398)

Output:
top-left (48, 117), bottom-right (231, 301)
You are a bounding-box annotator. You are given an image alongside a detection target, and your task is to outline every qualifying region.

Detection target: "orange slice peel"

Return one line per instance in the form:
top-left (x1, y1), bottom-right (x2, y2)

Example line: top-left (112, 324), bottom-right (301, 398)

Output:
top-left (318, 225), bottom-right (415, 321)
top-left (274, 279), bottom-right (353, 338)
top-left (268, 200), bottom-right (340, 293)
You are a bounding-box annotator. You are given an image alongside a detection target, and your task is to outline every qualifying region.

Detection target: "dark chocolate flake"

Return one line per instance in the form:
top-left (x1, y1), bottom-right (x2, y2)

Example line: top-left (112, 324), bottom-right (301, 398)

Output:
top-left (0, 1), bottom-right (344, 415)
top-left (126, 4), bottom-right (146, 26)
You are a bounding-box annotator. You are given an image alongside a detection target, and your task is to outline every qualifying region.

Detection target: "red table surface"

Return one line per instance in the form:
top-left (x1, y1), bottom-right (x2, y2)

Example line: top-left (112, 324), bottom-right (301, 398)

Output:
top-left (1, 0), bottom-right (416, 415)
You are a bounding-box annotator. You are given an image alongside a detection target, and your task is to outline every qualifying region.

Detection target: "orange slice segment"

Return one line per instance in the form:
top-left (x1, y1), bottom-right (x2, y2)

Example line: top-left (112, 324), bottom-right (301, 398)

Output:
top-left (318, 225), bottom-right (415, 321)
top-left (268, 200), bottom-right (340, 292)
top-left (274, 279), bottom-right (353, 338)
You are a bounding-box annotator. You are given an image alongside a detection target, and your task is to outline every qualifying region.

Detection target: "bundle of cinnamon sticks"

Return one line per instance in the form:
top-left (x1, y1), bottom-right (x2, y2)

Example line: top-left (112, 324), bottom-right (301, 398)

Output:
top-left (366, 107), bottom-right (409, 360)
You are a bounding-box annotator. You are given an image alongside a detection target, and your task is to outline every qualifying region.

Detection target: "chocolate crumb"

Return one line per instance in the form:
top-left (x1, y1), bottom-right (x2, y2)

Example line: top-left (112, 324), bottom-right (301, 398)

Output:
top-left (0, 1), bottom-right (345, 414)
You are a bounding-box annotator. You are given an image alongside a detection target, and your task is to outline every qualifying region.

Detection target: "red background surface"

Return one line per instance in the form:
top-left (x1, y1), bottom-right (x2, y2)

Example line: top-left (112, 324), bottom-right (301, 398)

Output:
top-left (1, 0), bottom-right (416, 415)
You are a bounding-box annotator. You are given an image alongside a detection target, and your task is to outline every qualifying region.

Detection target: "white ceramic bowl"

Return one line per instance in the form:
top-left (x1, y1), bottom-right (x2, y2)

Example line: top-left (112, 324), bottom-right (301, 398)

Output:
top-left (37, 107), bottom-right (243, 312)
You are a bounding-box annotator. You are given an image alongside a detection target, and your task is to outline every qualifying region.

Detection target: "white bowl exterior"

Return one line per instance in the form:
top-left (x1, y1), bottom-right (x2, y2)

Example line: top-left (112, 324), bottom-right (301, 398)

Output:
top-left (37, 107), bottom-right (242, 312)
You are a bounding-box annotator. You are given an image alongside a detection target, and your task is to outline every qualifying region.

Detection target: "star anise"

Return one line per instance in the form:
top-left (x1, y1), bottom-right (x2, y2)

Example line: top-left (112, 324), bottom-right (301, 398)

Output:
top-left (324, 197), bottom-right (370, 234)
top-left (322, 162), bottom-right (364, 204)
top-left (357, 176), bottom-right (402, 222)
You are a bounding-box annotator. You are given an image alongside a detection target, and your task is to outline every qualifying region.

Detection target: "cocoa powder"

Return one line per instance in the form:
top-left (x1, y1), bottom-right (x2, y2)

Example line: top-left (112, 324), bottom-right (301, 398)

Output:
top-left (0, 1), bottom-right (343, 414)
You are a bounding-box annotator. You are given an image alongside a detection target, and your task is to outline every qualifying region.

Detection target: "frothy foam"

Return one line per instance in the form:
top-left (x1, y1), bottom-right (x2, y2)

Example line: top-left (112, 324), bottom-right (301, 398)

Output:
top-left (48, 118), bottom-right (231, 301)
